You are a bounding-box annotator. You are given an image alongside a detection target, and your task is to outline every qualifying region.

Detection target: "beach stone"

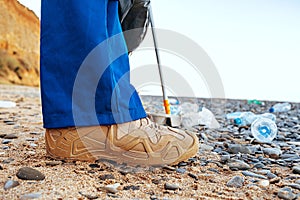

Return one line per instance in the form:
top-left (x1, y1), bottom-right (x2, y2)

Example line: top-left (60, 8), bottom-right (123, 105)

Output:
top-left (226, 176), bottom-right (244, 188)
top-left (199, 144), bottom-right (214, 151)
top-left (263, 148), bottom-right (282, 159)
top-left (227, 144), bottom-right (251, 154)
top-left (3, 133), bottom-right (18, 139)
top-left (123, 185), bottom-right (140, 191)
top-left (277, 187), bottom-right (296, 200)
top-left (4, 180), bottom-right (19, 190)
top-left (103, 183), bottom-right (120, 194)
top-left (16, 167), bottom-right (45, 180)
top-left (267, 172), bottom-right (277, 179)
top-left (253, 162), bottom-right (265, 169)
top-left (188, 173), bottom-right (198, 180)
top-left (0, 165), bottom-right (3, 170)
top-left (45, 161), bottom-right (62, 166)
top-left (176, 168), bottom-right (186, 174)
top-left (99, 174), bottom-right (115, 181)
top-left (288, 184), bottom-right (300, 190)
top-left (292, 166), bottom-right (300, 174)
top-left (258, 180), bottom-right (270, 188)
top-left (228, 161), bottom-right (251, 170)
top-left (2, 139), bottom-right (12, 144)
top-left (242, 171), bottom-right (267, 179)
top-left (20, 193), bottom-right (42, 200)
top-left (79, 192), bottom-right (98, 199)
top-left (164, 183), bottom-right (180, 190)
top-left (220, 155), bottom-right (230, 163)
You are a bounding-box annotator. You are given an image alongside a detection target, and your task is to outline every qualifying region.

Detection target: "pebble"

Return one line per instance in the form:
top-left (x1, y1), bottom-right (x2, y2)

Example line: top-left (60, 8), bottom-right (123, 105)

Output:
top-left (103, 183), bottom-right (120, 194)
top-left (0, 165), bottom-right (3, 170)
top-left (267, 172), bottom-right (277, 179)
top-left (277, 187), bottom-right (296, 200)
top-left (228, 161), bottom-right (251, 170)
top-left (292, 166), bottom-right (300, 174)
top-left (226, 176), bottom-right (244, 188)
top-left (188, 173), bottom-right (198, 180)
top-left (288, 184), bottom-right (300, 190)
top-left (199, 144), bottom-right (214, 151)
top-left (242, 171), bottom-right (267, 179)
top-left (4, 180), bottom-right (20, 190)
top-left (220, 155), bottom-right (230, 163)
top-left (45, 161), bottom-right (62, 166)
top-left (99, 174), bottom-right (115, 181)
top-left (79, 191), bottom-right (98, 199)
top-left (16, 167), bottom-right (45, 180)
top-left (227, 144), bottom-right (252, 154)
top-left (20, 193), bottom-right (42, 200)
top-left (2, 139), bottom-right (12, 144)
top-left (123, 185), bottom-right (140, 191)
top-left (258, 180), bottom-right (269, 188)
top-left (176, 168), bottom-right (186, 174)
top-left (263, 148), bottom-right (282, 159)
top-left (164, 183), bottom-right (180, 190)
top-left (3, 133), bottom-right (18, 139)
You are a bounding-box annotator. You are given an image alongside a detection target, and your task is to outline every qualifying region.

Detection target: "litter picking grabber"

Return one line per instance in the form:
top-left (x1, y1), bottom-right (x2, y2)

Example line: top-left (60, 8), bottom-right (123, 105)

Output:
top-left (147, 6), bottom-right (181, 127)
top-left (148, 5), bottom-right (170, 115)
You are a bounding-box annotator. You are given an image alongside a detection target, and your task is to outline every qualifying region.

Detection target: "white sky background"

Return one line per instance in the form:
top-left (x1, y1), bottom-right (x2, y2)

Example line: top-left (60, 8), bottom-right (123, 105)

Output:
top-left (18, 0), bottom-right (300, 102)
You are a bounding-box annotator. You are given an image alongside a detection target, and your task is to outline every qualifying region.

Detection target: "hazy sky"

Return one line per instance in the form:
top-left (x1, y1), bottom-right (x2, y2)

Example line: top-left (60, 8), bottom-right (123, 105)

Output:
top-left (18, 0), bottom-right (300, 102)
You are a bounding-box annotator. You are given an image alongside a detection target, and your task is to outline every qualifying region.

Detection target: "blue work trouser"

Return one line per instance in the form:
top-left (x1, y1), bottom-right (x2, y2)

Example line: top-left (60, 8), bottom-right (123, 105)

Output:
top-left (40, 0), bottom-right (146, 128)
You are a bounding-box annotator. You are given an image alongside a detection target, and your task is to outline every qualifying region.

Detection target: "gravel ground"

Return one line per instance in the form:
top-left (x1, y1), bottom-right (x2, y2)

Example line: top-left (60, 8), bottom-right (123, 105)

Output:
top-left (1, 84), bottom-right (300, 200)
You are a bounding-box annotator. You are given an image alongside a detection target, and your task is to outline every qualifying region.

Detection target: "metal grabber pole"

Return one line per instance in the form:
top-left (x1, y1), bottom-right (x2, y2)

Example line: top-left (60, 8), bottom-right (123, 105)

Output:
top-left (148, 5), bottom-right (171, 114)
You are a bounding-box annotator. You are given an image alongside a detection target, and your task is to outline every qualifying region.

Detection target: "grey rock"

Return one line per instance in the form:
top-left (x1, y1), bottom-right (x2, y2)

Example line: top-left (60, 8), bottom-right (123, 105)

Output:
top-left (3, 133), bottom-right (18, 139)
top-left (164, 183), bottom-right (180, 190)
top-left (199, 144), bottom-right (214, 152)
top-left (45, 161), bottom-right (62, 166)
top-left (277, 187), bottom-right (296, 200)
top-left (20, 193), bottom-right (42, 200)
top-left (292, 166), bottom-right (300, 174)
top-left (253, 162), bottom-right (265, 169)
top-left (295, 179), bottom-right (300, 184)
top-left (175, 168), bottom-right (186, 174)
top-left (16, 167), bottom-right (45, 180)
top-left (288, 184), bottom-right (300, 190)
top-left (263, 148), bottom-right (282, 159)
top-left (220, 155), bottom-right (230, 163)
top-left (226, 176), bottom-right (244, 188)
top-left (123, 185), bottom-right (140, 191)
top-left (228, 161), bottom-right (251, 170)
top-left (79, 192), bottom-right (98, 199)
top-left (4, 180), bottom-right (19, 190)
top-left (242, 171), bottom-right (267, 179)
top-left (2, 139), bottom-right (12, 144)
top-left (227, 144), bottom-right (251, 154)
top-left (267, 172), bottom-right (277, 179)
top-left (99, 174), bottom-right (115, 181)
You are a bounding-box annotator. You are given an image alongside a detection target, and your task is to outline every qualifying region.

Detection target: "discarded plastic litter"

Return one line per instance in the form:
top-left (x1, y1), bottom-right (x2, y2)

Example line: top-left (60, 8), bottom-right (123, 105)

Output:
top-left (0, 101), bottom-right (16, 108)
top-left (180, 102), bottom-right (220, 129)
top-left (269, 102), bottom-right (291, 113)
top-left (247, 99), bottom-right (264, 105)
top-left (251, 118), bottom-right (277, 143)
top-left (227, 111), bottom-right (276, 126)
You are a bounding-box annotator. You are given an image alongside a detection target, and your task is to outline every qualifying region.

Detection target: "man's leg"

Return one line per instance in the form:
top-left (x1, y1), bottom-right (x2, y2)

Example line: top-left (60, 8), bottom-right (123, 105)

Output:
top-left (41, 0), bottom-right (199, 166)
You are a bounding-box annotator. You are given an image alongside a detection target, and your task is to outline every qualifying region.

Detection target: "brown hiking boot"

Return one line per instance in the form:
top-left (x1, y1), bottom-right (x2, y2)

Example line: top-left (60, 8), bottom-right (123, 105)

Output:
top-left (45, 118), bottom-right (199, 166)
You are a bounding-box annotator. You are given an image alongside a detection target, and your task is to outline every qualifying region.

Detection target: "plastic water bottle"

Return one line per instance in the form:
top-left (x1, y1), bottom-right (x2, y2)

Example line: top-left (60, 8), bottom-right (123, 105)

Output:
top-left (169, 98), bottom-right (180, 115)
top-left (226, 112), bottom-right (243, 120)
top-left (227, 112), bottom-right (276, 126)
top-left (251, 118), bottom-right (277, 143)
top-left (269, 102), bottom-right (291, 113)
top-left (233, 112), bottom-right (257, 126)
